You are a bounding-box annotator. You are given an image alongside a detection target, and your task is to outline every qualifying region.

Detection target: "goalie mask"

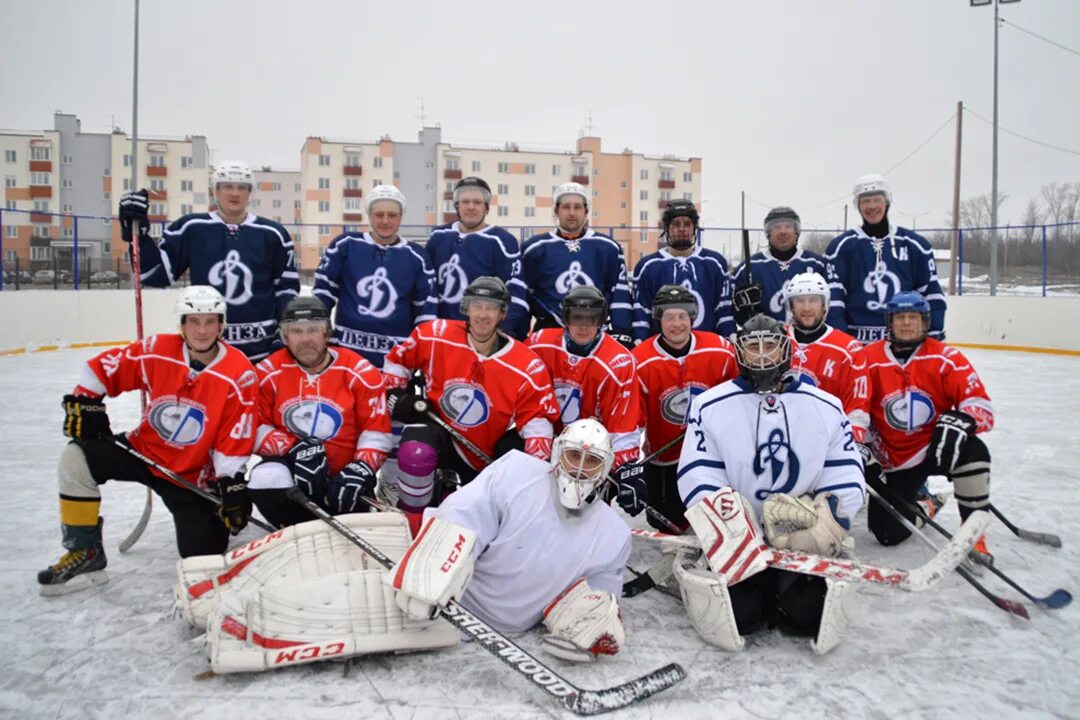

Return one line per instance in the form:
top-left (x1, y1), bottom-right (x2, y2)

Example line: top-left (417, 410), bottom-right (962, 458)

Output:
top-left (551, 419), bottom-right (614, 511)
top-left (735, 314), bottom-right (792, 393)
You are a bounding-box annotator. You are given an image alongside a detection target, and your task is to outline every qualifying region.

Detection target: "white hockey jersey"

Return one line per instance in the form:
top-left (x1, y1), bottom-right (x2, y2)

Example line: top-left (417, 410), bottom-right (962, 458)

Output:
top-left (677, 377), bottom-right (866, 523)
top-left (426, 451), bottom-right (630, 634)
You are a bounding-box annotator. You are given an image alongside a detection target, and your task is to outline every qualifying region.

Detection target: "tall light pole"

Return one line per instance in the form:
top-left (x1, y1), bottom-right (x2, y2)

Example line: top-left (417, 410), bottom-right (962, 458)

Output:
top-left (971, 0), bottom-right (1020, 296)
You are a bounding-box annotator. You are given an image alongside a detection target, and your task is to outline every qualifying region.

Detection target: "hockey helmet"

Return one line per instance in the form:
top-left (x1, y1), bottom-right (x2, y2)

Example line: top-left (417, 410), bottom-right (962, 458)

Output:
top-left (175, 285), bottom-right (226, 324)
top-left (553, 182), bottom-right (589, 209)
top-left (461, 275), bottom-right (510, 314)
top-left (212, 161), bottom-right (254, 189)
top-left (734, 314), bottom-right (792, 393)
top-left (884, 291), bottom-right (930, 349)
top-left (783, 271), bottom-right (829, 330)
top-left (652, 284), bottom-right (698, 322)
top-left (852, 173), bottom-right (892, 207)
top-left (661, 200), bottom-right (700, 232)
top-left (280, 296), bottom-right (331, 333)
top-left (367, 184), bottom-right (406, 215)
top-left (763, 206), bottom-right (801, 238)
top-left (453, 176), bottom-right (492, 205)
top-left (561, 284), bottom-right (608, 327)
top-left (551, 418), bottom-right (615, 511)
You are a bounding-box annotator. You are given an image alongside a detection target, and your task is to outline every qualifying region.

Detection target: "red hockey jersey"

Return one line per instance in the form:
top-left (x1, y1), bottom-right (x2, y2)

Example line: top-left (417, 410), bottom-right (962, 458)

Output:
top-left (526, 327), bottom-right (641, 461)
top-left (862, 338), bottom-right (994, 471)
top-left (253, 347), bottom-right (393, 474)
top-left (790, 326), bottom-right (871, 443)
top-left (383, 319), bottom-right (557, 469)
top-left (73, 335), bottom-right (257, 486)
top-left (632, 331), bottom-right (739, 465)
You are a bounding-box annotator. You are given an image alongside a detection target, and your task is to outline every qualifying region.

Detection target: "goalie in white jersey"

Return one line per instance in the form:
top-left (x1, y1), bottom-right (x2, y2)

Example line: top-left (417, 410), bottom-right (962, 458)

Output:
top-left (674, 314), bottom-right (866, 654)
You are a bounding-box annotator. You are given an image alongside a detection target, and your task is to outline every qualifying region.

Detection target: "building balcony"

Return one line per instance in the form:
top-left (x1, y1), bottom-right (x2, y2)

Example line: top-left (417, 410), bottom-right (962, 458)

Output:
top-left (29, 160), bottom-right (52, 173)
top-left (29, 185), bottom-right (52, 198)
top-left (30, 212), bottom-right (54, 224)
top-left (443, 212), bottom-right (457, 223)
top-left (343, 188), bottom-right (364, 198)
top-left (658, 200), bottom-right (670, 209)
top-left (658, 179), bottom-right (676, 189)
top-left (443, 191), bottom-right (454, 200)
top-left (571, 175), bottom-right (589, 185)
top-left (147, 165), bottom-right (168, 177)
top-left (444, 169), bottom-right (462, 180)
top-left (149, 189), bottom-right (168, 200)
top-left (148, 213), bottom-right (168, 223)
top-left (343, 212), bottom-right (364, 222)
top-left (343, 166), bottom-right (363, 176)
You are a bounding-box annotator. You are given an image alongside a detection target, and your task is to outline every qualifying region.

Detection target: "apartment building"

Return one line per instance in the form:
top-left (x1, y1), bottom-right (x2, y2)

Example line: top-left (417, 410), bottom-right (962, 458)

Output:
top-left (1, 127), bottom-right (62, 271)
top-left (252, 167), bottom-right (302, 229)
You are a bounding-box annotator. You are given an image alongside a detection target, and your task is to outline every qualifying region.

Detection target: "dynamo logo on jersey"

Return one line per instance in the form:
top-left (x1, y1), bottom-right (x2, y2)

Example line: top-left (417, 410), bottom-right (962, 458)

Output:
top-left (208, 249), bottom-right (254, 305)
top-left (283, 400), bottom-right (344, 441)
top-left (554, 383), bottom-right (583, 425)
top-left (883, 389), bottom-right (936, 431)
top-left (439, 383), bottom-right (491, 427)
top-left (355, 267), bottom-right (399, 320)
top-left (752, 427), bottom-right (800, 500)
top-left (660, 384), bottom-right (707, 425)
top-left (439, 254), bottom-right (470, 304)
top-left (863, 260), bottom-right (902, 312)
top-left (148, 398), bottom-right (207, 446)
top-left (555, 261), bottom-right (594, 294)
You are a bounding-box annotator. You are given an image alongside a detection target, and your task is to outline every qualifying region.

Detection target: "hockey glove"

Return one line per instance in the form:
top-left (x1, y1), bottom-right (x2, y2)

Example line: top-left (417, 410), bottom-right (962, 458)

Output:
top-left (62, 394), bottom-right (112, 440)
top-left (541, 579), bottom-right (625, 662)
top-left (732, 282), bottom-right (763, 325)
top-left (685, 487), bottom-right (769, 585)
top-left (925, 410), bottom-right (977, 476)
top-left (763, 493), bottom-right (853, 558)
top-left (609, 331), bottom-right (636, 351)
top-left (613, 463), bottom-right (647, 517)
top-left (287, 438), bottom-right (329, 504)
top-left (387, 389), bottom-right (428, 424)
top-left (209, 472), bottom-right (251, 535)
top-left (327, 461), bottom-right (377, 514)
top-left (118, 189), bottom-right (150, 242)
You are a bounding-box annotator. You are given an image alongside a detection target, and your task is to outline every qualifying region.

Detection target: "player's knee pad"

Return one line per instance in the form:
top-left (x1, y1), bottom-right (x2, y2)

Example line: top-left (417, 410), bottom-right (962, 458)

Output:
top-left (58, 442), bottom-right (100, 499)
top-left (672, 548), bottom-right (745, 652)
top-left (247, 459), bottom-right (294, 490)
top-left (396, 439), bottom-right (439, 511)
top-left (952, 437), bottom-right (991, 511)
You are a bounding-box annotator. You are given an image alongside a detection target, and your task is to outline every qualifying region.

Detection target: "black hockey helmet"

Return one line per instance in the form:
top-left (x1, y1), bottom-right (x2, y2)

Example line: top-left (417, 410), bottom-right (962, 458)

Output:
top-left (561, 285), bottom-right (608, 327)
top-left (461, 275), bottom-right (510, 314)
top-left (652, 284), bottom-right (698, 321)
top-left (281, 296), bottom-right (330, 326)
top-left (734, 314), bottom-right (792, 394)
top-left (661, 200), bottom-right (700, 232)
top-left (453, 176), bottom-right (492, 205)
top-left (763, 206), bottom-right (801, 238)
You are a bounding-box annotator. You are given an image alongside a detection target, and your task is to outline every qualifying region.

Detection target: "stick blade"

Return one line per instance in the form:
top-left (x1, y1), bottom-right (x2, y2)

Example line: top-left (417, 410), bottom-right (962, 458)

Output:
top-left (566, 663), bottom-right (687, 716)
top-left (118, 489), bottom-right (153, 553)
top-left (902, 510), bottom-right (991, 591)
top-left (992, 596), bottom-right (1031, 619)
top-left (1039, 589), bottom-right (1073, 610)
top-left (1017, 529), bottom-right (1063, 548)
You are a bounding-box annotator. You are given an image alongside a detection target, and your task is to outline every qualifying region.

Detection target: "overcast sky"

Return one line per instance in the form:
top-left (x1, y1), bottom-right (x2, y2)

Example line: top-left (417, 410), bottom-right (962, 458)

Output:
top-left (2, 0), bottom-right (1077, 234)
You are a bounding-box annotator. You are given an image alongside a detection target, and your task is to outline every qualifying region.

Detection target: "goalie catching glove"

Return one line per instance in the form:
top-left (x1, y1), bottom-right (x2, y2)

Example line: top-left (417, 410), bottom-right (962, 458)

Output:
top-left (540, 578), bottom-right (625, 663)
top-left (684, 487), bottom-right (769, 585)
top-left (762, 493), bottom-right (853, 557)
top-left (385, 516), bottom-right (477, 620)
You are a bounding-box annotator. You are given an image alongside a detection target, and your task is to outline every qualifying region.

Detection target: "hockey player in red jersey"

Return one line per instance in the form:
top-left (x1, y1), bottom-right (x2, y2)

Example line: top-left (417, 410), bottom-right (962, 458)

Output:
top-left (632, 284), bottom-right (739, 530)
top-left (784, 271), bottom-right (871, 444)
top-left (38, 286), bottom-right (258, 594)
top-left (246, 297), bottom-right (393, 527)
top-left (526, 285), bottom-right (645, 517)
top-left (862, 292), bottom-right (994, 558)
top-left (382, 276), bottom-right (558, 512)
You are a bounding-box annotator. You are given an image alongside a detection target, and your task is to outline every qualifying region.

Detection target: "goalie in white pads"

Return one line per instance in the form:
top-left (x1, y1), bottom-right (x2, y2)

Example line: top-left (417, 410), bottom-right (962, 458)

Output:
top-left (674, 314), bottom-right (865, 654)
top-left (389, 418), bottom-right (631, 662)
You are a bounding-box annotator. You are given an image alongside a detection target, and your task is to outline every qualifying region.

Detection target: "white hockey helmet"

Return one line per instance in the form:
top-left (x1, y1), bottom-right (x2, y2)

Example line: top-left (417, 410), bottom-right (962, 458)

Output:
top-left (551, 419), bottom-right (614, 511)
top-left (852, 173), bottom-right (891, 207)
top-left (212, 161), bottom-right (254, 189)
top-left (783, 271), bottom-right (829, 329)
top-left (175, 285), bottom-right (226, 325)
top-left (367, 184), bottom-right (406, 215)
top-left (553, 182), bottom-right (589, 209)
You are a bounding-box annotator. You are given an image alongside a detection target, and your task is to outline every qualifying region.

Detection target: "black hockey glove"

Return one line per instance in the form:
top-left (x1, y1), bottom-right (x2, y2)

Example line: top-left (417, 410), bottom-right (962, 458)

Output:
top-left (857, 443), bottom-right (881, 484)
top-left (287, 438), bottom-right (329, 503)
top-left (118, 189), bottom-right (150, 242)
top-left (62, 394), bottom-right (112, 440)
top-left (609, 331), bottom-right (636, 351)
top-left (327, 461), bottom-right (378, 514)
top-left (925, 411), bottom-right (977, 476)
top-left (209, 472), bottom-right (251, 535)
top-left (732, 282), bottom-right (763, 325)
top-left (613, 463), bottom-right (647, 517)
top-left (387, 389), bottom-right (428, 424)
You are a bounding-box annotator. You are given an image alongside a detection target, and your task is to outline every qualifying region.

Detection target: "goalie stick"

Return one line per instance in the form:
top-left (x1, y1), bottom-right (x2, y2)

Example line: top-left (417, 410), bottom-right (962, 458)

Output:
top-left (989, 504), bottom-right (1063, 549)
top-left (286, 487), bottom-right (686, 716)
top-left (629, 509), bottom-right (989, 592)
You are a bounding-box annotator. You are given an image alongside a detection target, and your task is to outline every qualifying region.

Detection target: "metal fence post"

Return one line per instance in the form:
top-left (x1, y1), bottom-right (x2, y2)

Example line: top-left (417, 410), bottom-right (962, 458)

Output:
top-left (1042, 224), bottom-right (1047, 298)
top-left (73, 216), bottom-right (80, 289)
top-left (957, 228), bottom-right (964, 296)
top-left (0, 207), bottom-right (4, 292)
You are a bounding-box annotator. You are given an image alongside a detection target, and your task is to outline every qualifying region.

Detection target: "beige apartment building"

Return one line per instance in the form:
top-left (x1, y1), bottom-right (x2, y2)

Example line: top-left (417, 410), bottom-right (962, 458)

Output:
top-left (251, 167), bottom-right (302, 228)
top-left (1, 127), bottom-right (62, 272)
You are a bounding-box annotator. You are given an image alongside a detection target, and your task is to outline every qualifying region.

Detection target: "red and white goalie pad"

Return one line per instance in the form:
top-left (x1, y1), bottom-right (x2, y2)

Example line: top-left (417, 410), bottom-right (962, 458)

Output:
top-left (684, 487), bottom-right (769, 585)
top-left (175, 513), bottom-right (413, 630)
top-left (762, 493), bottom-right (853, 558)
top-left (540, 578), bottom-right (625, 663)
top-left (206, 568), bottom-right (459, 674)
top-left (385, 516), bottom-right (477, 620)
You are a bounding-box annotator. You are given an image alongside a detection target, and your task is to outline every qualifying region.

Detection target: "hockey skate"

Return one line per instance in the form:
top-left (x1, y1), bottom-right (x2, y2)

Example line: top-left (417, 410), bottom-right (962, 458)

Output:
top-left (963, 535), bottom-right (994, 576)
top-left (38, 518), bottom-right (108, 596)
top-left (915, 490), bottom-right (948, 527)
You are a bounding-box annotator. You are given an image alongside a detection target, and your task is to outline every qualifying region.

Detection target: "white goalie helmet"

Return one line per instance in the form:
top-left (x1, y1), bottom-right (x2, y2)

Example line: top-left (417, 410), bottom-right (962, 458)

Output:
top-left (553, 182), bottom-right (589, 209)
top-left (212, 160), bottom-right (254, 189)
top-left (551, 418), bottom-right (614, 511)
top-left (852, 173), bottom-right (891, 207)
top-left (175, 285), bottom-right (227, 326)
top-left (367, 184), bottom-right (406, 214)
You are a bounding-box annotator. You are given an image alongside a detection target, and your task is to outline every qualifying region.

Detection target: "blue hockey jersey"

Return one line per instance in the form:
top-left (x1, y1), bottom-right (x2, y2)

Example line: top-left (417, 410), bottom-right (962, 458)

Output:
top-left (313, 232), bottom-right (437, 368)
top-left (731, 248), bottom-right (829, 324)
top-left (424, 222), bottom-right (530, 339)
top-left (133, 211), bottom-right (299, 361)
top-left (825, 225), bottom-right (946, 343)
top-left (631, 246), bottom-right (735, 341)
top-left (521, 229), bottom-right (632, 333)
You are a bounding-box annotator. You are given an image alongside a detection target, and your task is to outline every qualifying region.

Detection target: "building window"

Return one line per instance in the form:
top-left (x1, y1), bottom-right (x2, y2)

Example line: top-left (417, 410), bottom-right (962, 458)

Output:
top-left (318, 201), bottom-right (330, 213)
top-left (524, 207), bottom-right (535, 218)
top-left (181, 203), bottom-right (193, 215)
top-left (620, 202), bottom-right (627, 209)
top-left (660, 169), bottom-right (673, 181)
top-left (33, 200), bottom-right (50, 212)
top-left (62, 154), bottom-right (73, 165)
top-left (552, 164), bottom-right (561, 176)
top-left (4, 175), bottom-right (14, 188)
top-left (640, 211), bottom-right (648, 222)
top-left (524, 185), bottom-right (535, 196)
top-left (103, 167), bottom-right (110, 177)
top-left (373, 179), bottom-right (383, 187)
top-left (683, 192), bottom-right (693, 201)
top-left (5, 226), bottom-right (17, 238)
top-left (294, 200), bottom-right (301, 209)
top-left (344, 198), bottom-right (363, 211)
top-left (30, 146), bottom-right (51, 161)
top-left (593, 169), bottom-right (599, 176)
top-left (445, 158), bottom-right (459, 170)
top-left (640, 169), bottom-right (648, 180)
top-left (344, 154), bottom-right (361, 168)
top-left (4, 150), bottom-right (15, 162)
top-left (150, 179), bottom-right (165, 192)
top-left (181, 180), bottom-right (193, 192)
top-left (683, 171), bottom-right (692, 182)
top-left (123, 178), bottom-right (131, 191)
top-left (374, 157), bottom-right (384, 169)
top-left (123, 154), bottom-right (132, 167)
top-left (5, 200), bottom-right (14, 210)
top-left (150, 202), bottom-right (166, 215)
top-left (660, 191), bottom-right (671, 201)
top-left (345, 177), bottom-right (361, 190)
top-left (294, 183), bottom-right (301, 192)
top-left (32, 246), bottom-right (51, 260)
top-left (640, 231), bottom-right (649, 244)
top-left (62, 203), bottom-right (72, 212)
top-left (62, 227), bottom-right (74, 238)
top-left (318, 177), bottom-right (331, 189)
top-left (524, 164), bottom-right (536, 174)
top-left (498, 162), bottom-right (509, 173)
top-left (497, 184), bottom-right (509, 195)
top-left (318, 155), bottom-right (331, 166)
top-left (471, 160), bottom-right (481, 172)
top-left (272, 199), bottom-right (282, 209)
top-left (270, 182), bottom-right (281, 192)
top-left (497, 206), bottom-right (509, 217)
top-left (444, 200), bottom-right (454, 212)
top-left (640, 190), bottom-right (648, 200)
top-left (319, 225), bottom-right (331, 235)
top-left (30, 172), bottom-right (50, 186)
top-left (425, 161), bottom-right (434, 169)
top-left (148, 155), bottom-right (165, 167)
top-left (181, 156), bottom-right (194, 168)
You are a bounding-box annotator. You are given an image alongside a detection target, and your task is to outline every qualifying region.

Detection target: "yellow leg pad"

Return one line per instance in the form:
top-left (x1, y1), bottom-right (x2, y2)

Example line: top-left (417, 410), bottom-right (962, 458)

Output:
top-left (60, 495), bottom-right (101, 527)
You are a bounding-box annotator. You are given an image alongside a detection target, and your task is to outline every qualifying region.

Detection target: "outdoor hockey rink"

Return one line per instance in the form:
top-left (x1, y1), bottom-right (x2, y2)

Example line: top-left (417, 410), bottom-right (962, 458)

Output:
top-left (2, 347), bottom-right (1077, 719)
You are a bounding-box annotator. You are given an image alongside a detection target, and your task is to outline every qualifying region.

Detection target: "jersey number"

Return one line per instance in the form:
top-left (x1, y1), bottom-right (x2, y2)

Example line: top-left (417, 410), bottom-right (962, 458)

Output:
top-left (230, 413), bottom-right (253, 440)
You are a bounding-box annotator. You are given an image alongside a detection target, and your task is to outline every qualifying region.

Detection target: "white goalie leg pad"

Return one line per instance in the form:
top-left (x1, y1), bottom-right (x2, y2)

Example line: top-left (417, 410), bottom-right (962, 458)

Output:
top-left (175, 513), bottom-right (412, 630)
top-left (684, 487), bottom-right (769, 585)
top-left (540, 578), bottom-right (625, 663)
top-left (811, 577), bottom-right (857, 656)
top-left (207, 568), bottom-right (460, 673)
top-left (672, 547), bottom-right (744, 652)
top-left (386, 516), bottom-right (476, 620)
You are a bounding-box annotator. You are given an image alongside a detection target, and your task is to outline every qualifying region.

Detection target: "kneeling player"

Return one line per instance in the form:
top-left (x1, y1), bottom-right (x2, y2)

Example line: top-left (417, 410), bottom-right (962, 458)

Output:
top-left (382, 276), bottom-right (558, 512)
top-left (248, 297), bottom-right (392, 527)
top-left (862, 292), bottom-right (994, 559)
top-left (38, 286), bottom-right (258, 594)
top-left (674, 315), bottom-right (865, 653)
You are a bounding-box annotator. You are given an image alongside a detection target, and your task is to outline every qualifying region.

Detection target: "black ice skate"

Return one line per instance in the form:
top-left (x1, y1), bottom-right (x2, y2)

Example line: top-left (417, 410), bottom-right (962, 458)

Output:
top-left (38, 519), bottom-right (108, 596)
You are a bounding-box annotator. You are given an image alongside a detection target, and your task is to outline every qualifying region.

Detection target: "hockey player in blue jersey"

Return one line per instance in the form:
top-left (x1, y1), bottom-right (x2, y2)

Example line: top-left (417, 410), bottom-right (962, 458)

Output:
top-left (731, 206), bottom-right (827, 327)
top-left (118, 161), bottom-right (299, 362)
top-left (312, 185), bottom-right (437, 368)
top-left (673, 313), bottom-right (864, 654)
top-left (631, 199), bottom-right (735, 342)
top-left (522, 182), bottom-right (633, 347)
top-left (425, 176), bottom-right (530, 339)
top-left (824, 174), bottom-right (946, 343)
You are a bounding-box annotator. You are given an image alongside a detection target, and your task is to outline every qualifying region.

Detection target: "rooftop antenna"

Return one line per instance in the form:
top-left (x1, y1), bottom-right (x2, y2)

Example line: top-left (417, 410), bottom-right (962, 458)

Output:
top-left (416, 97), bottom-right (426, 129)
top-left (584, 109), bottom-right (595, 136)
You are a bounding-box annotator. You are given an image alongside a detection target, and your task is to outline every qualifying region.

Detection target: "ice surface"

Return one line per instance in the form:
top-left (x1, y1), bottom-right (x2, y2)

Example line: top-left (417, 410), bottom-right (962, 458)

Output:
top-left (2, 347), bottom-right (1077, 719)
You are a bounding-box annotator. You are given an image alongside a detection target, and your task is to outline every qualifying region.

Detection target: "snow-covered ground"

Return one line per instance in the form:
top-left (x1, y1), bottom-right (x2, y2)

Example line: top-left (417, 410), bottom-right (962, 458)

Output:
top-left (2, 347), bottom-right (1077, 720)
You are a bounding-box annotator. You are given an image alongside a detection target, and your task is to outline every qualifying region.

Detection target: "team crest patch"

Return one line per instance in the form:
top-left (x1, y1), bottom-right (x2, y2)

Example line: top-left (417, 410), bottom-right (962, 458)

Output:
top-left (148, 397), bottom-right (208, 446)
top-left (282, 398), bottom-right (344, 440)
top-left (554, 382), bottom-right (583, 425)
top-left (660, 383), bottom-right (706, 425)
top-left (439, 382), bottom-right (491, 427)
top-left (883, 389), bottom-right (935, 431)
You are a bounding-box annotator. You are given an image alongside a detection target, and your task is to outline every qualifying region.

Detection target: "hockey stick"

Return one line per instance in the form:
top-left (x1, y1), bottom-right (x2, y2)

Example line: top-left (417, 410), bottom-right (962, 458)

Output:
top-left (629, 510), bottom-right (989, 592)
top-left (988, 503), bottom-right (1063, 549)
top-left (875, 489), bottom-right (1070, 611)
top-left (286, 487), bottom-right (685, 715)
top-left (113, 439), bottom-right (275, 533)
top-left (741, 228), bottom-right (753, 284)
top-left (410, 398), bottom-right (495, 465)
top-left (639, 432), bottom-right (686, 467)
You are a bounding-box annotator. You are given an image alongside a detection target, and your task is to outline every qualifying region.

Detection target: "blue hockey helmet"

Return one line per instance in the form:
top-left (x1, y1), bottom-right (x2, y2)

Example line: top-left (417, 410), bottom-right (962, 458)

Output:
top-left (884, 291), bottom-right (930, 348)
